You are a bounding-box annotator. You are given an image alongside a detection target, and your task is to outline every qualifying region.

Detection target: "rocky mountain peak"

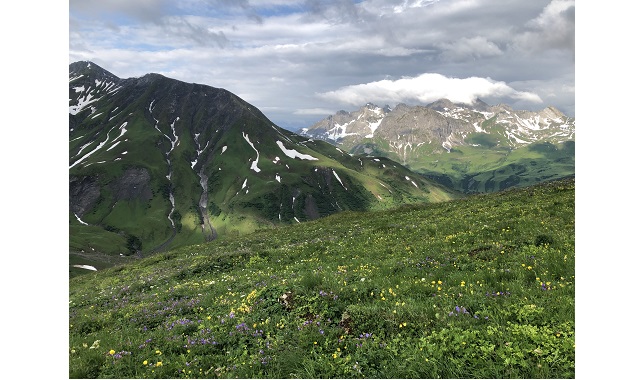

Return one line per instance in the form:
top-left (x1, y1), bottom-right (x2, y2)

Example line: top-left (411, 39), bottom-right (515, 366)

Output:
top-left (426, 98), bottom-right (457, 112)
top-left (69, 61), bottom-right (120, 82)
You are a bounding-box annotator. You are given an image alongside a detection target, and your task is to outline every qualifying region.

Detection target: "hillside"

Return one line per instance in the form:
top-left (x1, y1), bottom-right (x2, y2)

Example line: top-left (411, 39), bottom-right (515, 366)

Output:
top-left (69, 177), bottom-right (575, 378)
top-left (300, 101), bottom-right (574, 193)
top-left (69, 62), bottom-right (457, 258)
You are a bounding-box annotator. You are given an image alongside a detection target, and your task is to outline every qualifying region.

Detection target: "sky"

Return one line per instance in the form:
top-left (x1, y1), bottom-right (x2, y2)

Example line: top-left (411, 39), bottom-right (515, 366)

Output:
top-left (69, 0), bottom-right (575, 131)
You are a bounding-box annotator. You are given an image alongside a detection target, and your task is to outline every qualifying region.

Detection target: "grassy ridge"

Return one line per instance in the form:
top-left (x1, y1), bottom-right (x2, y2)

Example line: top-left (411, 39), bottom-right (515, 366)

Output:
top-left (69, 177), bottom-right (575, 378)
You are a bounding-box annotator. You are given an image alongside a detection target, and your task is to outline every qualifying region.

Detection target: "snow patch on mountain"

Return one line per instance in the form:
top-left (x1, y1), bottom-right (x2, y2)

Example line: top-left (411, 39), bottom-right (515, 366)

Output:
top-left (276, 141), bottom-right (318, 160)
top-left (69, 87), bottom-right (99, 115)
top-left (366, 118), bottom-right (383, 138)
top-left (72, 264), bottom-right (97, 271)
top-left (333, 170), bottom-right (347, 190)
top-left (107, 141), bottom-right (122, 151)
top-left (405, 176), bottom-right (419, 188)
top-left (243, 132), bottom-right (262, 172)
top-left (70, 125), bottom-right (117, 169)
top-left (74, 213), bottom-right (89, 226)
top-left (327, 120), bottom-right (357, 140)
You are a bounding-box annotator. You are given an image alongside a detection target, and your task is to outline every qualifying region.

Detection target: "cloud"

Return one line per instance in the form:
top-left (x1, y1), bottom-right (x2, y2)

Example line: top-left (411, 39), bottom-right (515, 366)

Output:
top-left (436, 36), bottom-right (503, 61)
top-left (293, 108), bottom-right (336, 115)
top-left (317, 73), bottom-right (543, 106)
top-left (513, 0), bottom-right (575, 53)
top-left (156, 17), bottom-right (229, 47)
top-left (69, 0), bottom-right (169, 23)
top-left (69, 0), bottom-right (575, 130)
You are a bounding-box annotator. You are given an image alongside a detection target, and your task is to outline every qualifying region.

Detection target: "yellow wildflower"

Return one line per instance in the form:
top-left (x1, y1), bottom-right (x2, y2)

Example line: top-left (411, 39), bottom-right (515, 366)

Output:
top-left (109, 349), bottom-right (115, 355)
top-left (143, 360), bottom-right (148, 365)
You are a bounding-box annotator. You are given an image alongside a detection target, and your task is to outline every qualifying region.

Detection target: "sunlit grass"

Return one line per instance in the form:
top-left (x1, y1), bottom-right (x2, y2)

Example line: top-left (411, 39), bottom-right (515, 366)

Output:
top-left (70, 177), bottom-right (574, 378)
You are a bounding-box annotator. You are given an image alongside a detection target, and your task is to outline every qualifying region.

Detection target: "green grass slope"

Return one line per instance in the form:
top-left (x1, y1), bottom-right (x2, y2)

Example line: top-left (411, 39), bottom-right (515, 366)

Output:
top-left (413, 140), bottom-right (575, 193)
top-left (69, 177), bottom-right (575, 378)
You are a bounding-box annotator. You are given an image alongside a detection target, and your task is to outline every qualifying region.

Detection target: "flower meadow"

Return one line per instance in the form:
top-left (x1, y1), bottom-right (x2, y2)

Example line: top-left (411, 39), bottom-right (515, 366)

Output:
top-left (69, 177), bottom-right (575, 378)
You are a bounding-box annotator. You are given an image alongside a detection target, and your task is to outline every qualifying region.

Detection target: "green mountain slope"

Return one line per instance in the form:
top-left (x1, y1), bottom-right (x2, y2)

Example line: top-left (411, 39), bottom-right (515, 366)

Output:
top-left (69, 62), bottom-right (457, 257)
top-left (69, 177), bottom-right (575, 378)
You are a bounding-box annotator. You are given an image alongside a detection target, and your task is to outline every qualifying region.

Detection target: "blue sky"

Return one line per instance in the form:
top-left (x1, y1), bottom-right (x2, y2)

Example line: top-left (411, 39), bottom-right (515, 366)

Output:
top-left (69, 0), bottom-right (576, 131)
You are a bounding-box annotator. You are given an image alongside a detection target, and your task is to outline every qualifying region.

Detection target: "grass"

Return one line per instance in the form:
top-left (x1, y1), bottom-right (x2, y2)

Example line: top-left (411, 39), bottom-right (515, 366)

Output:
top-left (69, 177), bottom-right (574, 378)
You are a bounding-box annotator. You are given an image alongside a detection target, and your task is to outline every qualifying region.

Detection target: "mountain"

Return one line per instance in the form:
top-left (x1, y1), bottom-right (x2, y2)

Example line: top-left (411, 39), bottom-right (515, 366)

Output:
top-left (69, 61), bottom-right (457, 257)
top-left (299, 100), bottom-right (574, 193)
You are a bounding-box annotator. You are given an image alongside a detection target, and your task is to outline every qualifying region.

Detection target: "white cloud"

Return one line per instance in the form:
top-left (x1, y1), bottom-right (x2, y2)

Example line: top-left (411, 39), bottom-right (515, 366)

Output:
top-left (317, 73), bottom-right (542, 107)
top-left (513, 0), bottom-right (575, 52)
top-left (293, 108), bottom-right (335, 115)
top-left (69, 0), bottom-right (575, 130)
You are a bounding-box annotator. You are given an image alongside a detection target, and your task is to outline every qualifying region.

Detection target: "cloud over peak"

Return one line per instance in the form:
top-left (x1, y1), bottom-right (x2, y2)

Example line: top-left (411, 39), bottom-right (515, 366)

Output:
top-left (317, 73), bottom-right (542, 107)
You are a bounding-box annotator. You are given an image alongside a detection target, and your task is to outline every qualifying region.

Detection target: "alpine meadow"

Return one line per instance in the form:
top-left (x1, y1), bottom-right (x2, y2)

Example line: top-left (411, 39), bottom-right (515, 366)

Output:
top-left (69, 177), bottom-right (574, 378)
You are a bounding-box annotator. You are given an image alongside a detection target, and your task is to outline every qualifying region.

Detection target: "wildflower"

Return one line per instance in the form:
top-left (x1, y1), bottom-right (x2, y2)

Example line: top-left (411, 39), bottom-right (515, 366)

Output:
top-left (109, 349), bottom-right (116, 355)
top-left (460, 281), bottom-right (465, 287)
top-left (143, 360), bottom-right (148, 365)
top-left (156, 361), bottom-right (163, 367)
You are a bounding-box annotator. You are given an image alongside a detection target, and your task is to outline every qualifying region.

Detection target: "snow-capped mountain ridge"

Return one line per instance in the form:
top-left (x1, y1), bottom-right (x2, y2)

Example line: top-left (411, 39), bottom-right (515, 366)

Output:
top-left (300, 99), bottom-right (574, 156)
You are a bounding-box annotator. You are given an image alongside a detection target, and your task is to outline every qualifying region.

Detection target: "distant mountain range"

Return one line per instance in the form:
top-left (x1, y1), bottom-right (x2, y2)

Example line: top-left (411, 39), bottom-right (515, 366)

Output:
top-left (299, 100), bottom-right (574, 193)
top-left (69, 61), bottom-right (457, 256)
